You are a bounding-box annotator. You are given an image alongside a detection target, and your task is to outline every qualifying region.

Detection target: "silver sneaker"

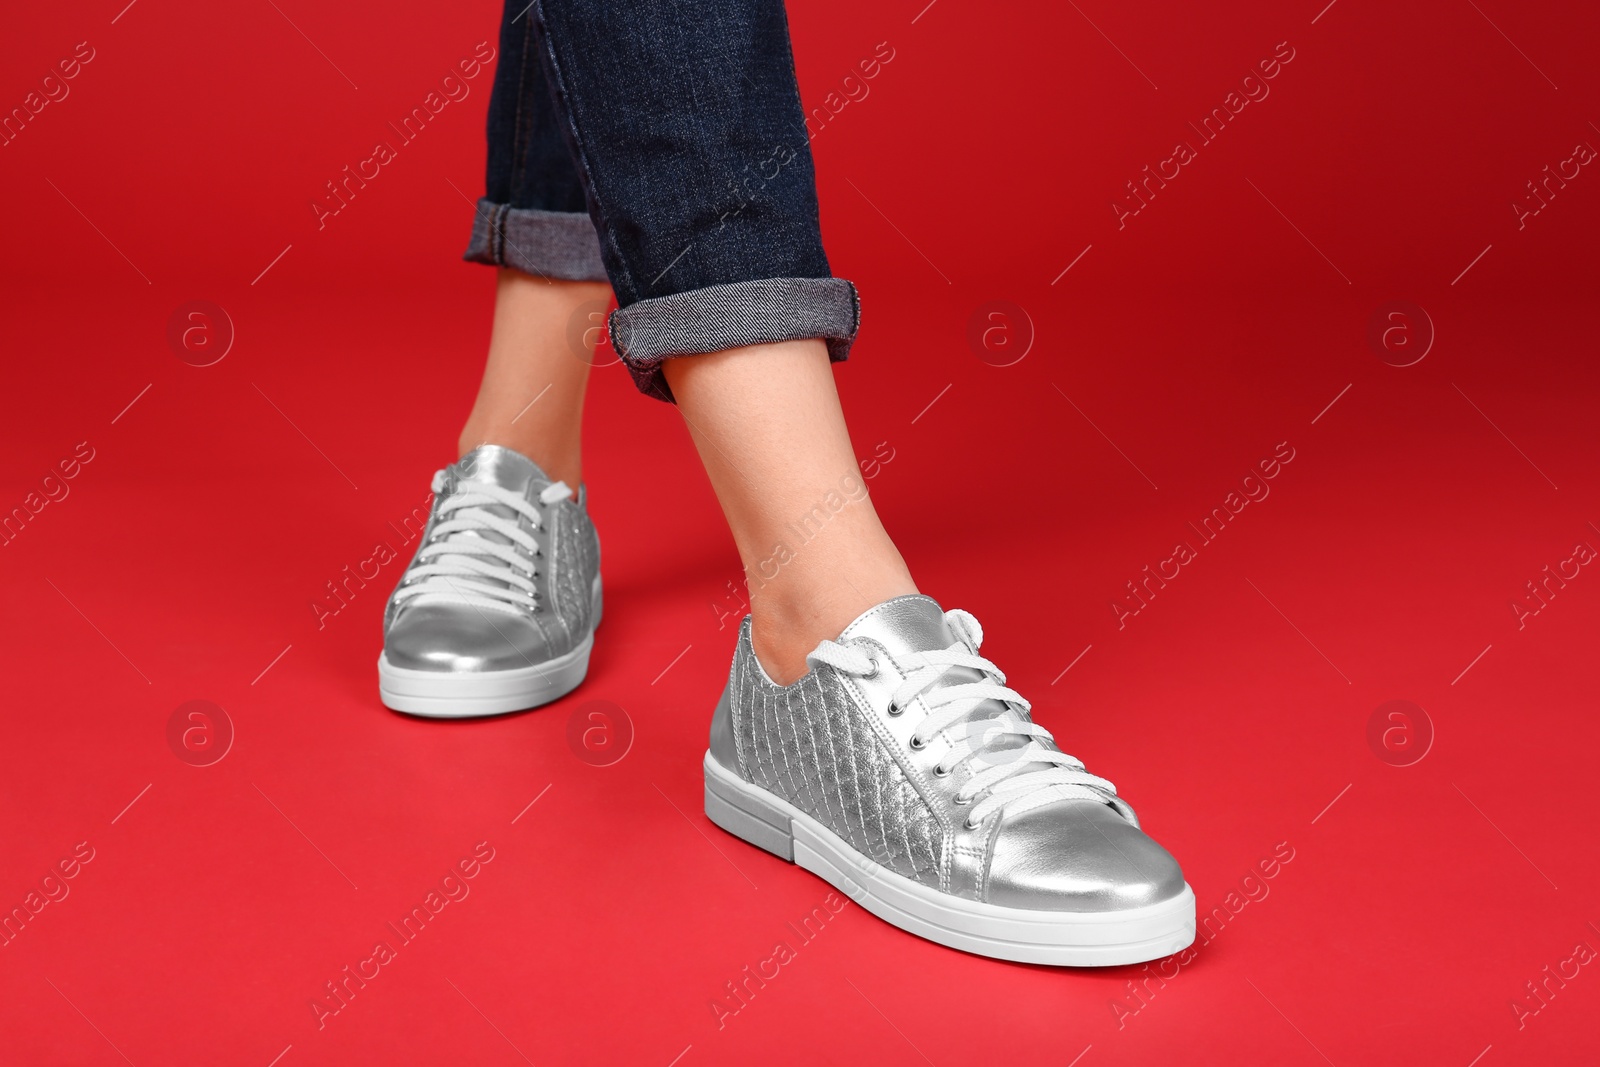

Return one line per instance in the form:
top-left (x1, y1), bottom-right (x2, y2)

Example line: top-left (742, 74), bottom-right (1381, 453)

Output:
top-left (704, 595), bottom-right (1195, 966)
top-left (378, 445), bottom-right (601, 717)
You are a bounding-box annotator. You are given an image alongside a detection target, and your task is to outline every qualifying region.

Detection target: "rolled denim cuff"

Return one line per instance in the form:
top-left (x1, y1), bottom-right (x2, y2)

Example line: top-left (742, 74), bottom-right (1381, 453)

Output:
top-left (609, 277), bottom-right (860, 402)
top-left (463, 198), bottom-right (608, 282)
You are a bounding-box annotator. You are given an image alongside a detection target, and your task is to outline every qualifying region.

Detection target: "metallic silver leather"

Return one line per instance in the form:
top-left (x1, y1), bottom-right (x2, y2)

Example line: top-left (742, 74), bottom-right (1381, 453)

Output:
top-left (727, 626), bottom-right (945, 888)
top-left (708, 683), bottom-right (739, 770)
top-left (719, 594), bottom-right (1187, 912)
top-left (823, 628), bottom-right (995, 897)
top-left (382, 446), bottom-right (600, 673)
top-left (985, 801), bottom-right (1186, 912)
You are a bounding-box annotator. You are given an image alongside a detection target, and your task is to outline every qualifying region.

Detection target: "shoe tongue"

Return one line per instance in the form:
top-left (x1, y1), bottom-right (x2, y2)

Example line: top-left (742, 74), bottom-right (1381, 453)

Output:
top-left (435, 447), bottom-right (550, 577)
top-left (839, 595), bottom-right (954, 658)
top-left (841, 595), bottom-right (1046, 772)
top-left (454, 445), bottom-right (550, 497)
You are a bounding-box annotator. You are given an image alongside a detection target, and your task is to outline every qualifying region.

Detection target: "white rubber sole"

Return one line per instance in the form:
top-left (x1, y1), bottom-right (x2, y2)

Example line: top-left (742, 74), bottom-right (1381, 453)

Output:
top-left (704, 751), bottom-right (1196, 966)
top-left (378, 576), bottom-right (601, 718)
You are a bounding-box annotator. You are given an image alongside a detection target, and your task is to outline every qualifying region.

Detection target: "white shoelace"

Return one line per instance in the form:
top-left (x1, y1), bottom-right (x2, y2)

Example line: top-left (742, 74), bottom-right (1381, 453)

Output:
top-left (808, 609), bottom-right (1117, 828)
top-left (391, 473), bottom-right (572, 616)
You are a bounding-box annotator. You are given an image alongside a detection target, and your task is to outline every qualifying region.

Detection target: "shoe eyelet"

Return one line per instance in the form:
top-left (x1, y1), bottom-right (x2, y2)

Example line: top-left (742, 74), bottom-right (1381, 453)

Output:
top-left (952, 793), bottom-right (971, 806)
top-left (861, 657), bottom-right (881, 680)
top-left (908, 735), bottom-right (925, 750)
top-left (931, 764), bottom-right (949, 778)
top-left (962, 817), bottom-right (979, 831)
top-left (886, 700), bottom-right (901, 717)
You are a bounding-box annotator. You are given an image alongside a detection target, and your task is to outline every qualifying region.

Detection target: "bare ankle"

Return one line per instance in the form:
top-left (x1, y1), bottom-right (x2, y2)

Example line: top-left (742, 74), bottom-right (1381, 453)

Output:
top-left (748, 572), bottom-right (917, 685)
top-left (454, 272), bottom-right (607, 487)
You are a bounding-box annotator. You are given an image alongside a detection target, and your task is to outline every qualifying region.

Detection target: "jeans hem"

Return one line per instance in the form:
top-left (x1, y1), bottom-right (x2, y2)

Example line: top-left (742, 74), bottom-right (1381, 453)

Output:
top-left (463, 198), bottom-right (608, 282)
top-left (610, 277), bottom-right (860, 402)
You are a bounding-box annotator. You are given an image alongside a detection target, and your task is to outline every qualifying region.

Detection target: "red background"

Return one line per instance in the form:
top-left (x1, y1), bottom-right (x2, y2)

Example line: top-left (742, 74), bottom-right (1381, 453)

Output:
top-left (3, 0), bottom-right (1598, 1063)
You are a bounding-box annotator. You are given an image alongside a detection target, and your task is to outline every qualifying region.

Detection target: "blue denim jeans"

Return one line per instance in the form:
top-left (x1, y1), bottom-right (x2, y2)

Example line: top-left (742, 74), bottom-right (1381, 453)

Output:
top-left (464, 0), bottom-right (860, 402)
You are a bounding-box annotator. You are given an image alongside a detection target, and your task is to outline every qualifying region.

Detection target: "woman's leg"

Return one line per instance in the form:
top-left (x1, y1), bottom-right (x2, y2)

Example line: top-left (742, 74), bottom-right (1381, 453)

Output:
top-left (457, 0), bottom-right (616, 485)
top-left (523, 0), bottom-right (873, 678)
top-left (456, 270), bottom-right (608, 488)
top-left (662, 340), bottom-right (914, 683)
top-left (507, 0), bottom-right (1195, 964)
top-left (460, 0), bottom-right (882, 682)
top-left (378, 0), bottom-right (610, 717)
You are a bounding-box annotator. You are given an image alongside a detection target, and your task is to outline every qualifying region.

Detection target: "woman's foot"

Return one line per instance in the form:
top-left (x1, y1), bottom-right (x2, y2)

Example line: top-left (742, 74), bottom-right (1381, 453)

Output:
top-left (703, 594), bottom-right (1195, 966)
top-left (661, 339), bottom-right (918, 683)
top-left (378, 445), bottom-right (602, 717)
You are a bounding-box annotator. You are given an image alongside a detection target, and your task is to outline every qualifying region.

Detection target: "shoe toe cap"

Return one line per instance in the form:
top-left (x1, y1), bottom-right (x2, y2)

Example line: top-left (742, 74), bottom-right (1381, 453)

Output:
top-left (984, 801), bottom-right (1187, 913)
top-left (383, 605), bottom-right (558, 672)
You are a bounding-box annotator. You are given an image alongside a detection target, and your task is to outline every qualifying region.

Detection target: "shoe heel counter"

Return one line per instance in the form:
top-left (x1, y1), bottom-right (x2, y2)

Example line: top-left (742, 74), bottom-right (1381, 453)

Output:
top-left (708, 680), bottom-right (739, 772)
